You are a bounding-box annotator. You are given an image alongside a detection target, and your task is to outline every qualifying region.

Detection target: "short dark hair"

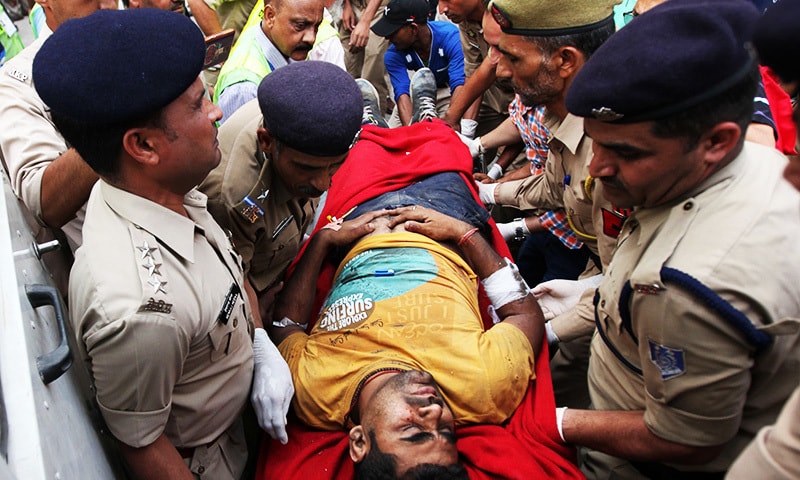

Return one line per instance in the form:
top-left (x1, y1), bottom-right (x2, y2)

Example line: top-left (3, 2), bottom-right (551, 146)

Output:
top-left (649, 65), bottom-right (759, 152)
top-left (353, 431), bottom-right (469, 480)
top-left (524, 19), bottom-right (616, 60)
top-left (51, 110), bottom-right (169, 180)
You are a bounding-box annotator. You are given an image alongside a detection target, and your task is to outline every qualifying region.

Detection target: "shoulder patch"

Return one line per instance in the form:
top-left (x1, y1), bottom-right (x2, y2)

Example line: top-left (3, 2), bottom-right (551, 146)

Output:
top-left (601, 207), bottom-right (630, 238)
top-left (648, 339), bottom-right (685, 380)
top-left (239, 195), bottom-right (264, 223)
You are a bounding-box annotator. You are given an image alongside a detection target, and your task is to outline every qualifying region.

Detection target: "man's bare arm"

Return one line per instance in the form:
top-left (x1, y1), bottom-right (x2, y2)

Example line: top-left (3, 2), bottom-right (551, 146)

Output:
top-left (480, 116), bottom-right (523, 151)
top-left (562, 409), bottom-right (724, 464)
top-left (186, 0), bottom-right (222, 36)
top-left (397, 94), bottom-right (412, 126)
top-left (270, 210), bottom-right (386, 344)
top-left (117, 433), bottom-right (194, 480)
top-left (349, 0), bottom-right (383, 51)
top-left (444, 56), bottom-right (497, 128)
top-left (40, 148), bottom-right (98, 228)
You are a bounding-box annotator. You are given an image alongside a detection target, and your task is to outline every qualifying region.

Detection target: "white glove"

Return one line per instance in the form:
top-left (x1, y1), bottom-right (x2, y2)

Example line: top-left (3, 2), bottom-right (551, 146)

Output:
top-left (487, 162), bottom-right (504, 180)
top-left (460, 118), bottom-right (478, 139)
top-left (496, 218), bottom-right (530, 241)
top-left (545, 321), bottom-right (560, 346)
top-left (476, 181), bottom-right (497, 205)
top-left (457, 132), bottom-right (485, 159)
top-left (251, 328), bottom-right (294, 444)
top-left (532, 274), bottom-right (603, 320)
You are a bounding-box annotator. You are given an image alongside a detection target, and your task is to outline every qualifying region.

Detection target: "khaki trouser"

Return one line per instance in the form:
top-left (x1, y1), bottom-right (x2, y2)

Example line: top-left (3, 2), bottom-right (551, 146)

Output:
top-left (184, 417), bottom-right (248, 480)
top-left (339, 0), bottom-right (390, 112)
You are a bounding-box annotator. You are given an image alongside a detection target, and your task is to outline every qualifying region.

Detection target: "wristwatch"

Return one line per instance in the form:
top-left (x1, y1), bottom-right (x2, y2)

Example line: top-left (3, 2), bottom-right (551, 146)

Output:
top-left (513, 217), bottom-right (527, 242)
top-left (272, 316), bottom-right (308, 329)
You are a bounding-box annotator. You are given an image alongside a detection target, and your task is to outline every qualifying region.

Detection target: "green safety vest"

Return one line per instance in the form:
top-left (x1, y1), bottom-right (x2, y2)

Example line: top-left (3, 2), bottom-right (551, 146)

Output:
top-left (0, 4), bottom-right (24, 65)
top-left (213, 4), bottom-right (340, 103)
top-left (213, 21), bottom-right (273, 104)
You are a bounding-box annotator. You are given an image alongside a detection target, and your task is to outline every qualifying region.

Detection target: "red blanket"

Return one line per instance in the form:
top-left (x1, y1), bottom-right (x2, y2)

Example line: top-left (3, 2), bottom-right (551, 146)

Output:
top-left (761, 65), bottom-right (798, 155)
top-left (255, 121), bottom-right (584, 479)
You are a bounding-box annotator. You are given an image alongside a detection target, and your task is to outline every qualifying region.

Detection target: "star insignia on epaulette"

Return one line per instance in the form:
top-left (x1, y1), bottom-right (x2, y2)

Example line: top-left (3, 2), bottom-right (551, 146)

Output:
top-left (137, 241), bottom-right (157, 260)
top-left (142, 258), bottom-right (162, 277)
top-left (148, 278), bottom-right (168, 294)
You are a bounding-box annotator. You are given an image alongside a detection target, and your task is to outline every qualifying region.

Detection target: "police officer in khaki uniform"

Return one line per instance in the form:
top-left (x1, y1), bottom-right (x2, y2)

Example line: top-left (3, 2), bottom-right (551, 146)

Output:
top-left (474, 0), bottom-right (622, 409)
top-left (0, 0), bottom-right (116, 251)
top-left (728, 3), bottom-right (800, 478)
top-left (34, 9), bottom-right (294, 479)
top-left (555, 1), bottom-right (800, 478)
top-left (200, 61), bottom-right (363, 313)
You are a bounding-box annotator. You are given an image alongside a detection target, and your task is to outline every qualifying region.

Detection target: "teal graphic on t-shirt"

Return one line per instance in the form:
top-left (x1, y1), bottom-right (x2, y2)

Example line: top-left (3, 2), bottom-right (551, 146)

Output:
top-left (326, 247), bottom-right (437, 306)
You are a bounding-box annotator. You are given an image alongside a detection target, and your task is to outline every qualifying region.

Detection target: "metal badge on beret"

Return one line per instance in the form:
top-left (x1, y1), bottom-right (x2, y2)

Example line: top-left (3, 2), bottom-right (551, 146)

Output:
top-left (591, 107), bottom-right (624, 122)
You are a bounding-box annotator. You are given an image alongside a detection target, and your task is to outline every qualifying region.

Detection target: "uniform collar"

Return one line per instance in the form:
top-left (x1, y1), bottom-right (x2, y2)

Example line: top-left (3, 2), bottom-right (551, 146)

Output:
top-left (247, 150), bottom-right (295, 207)
top-left (100, 181), bottom-right (206, 263)
top-left (681, 142), bottom-right (749, 201)
top-left (257, 24), bottom-right (292, 71)
top-left (628, 142), bottom-right (751, 245)
top-left (548, 112), bottom-right (585, 155)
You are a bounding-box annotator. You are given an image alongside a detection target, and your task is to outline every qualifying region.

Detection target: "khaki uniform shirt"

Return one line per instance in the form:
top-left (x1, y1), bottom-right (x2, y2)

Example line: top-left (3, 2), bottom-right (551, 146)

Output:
top-left (586, 143), bottom-right (800, 478)
top-left (69, 181), bottom-right (254, 480)
top-left (0, 29), bottom-right (85, 250)
top-left (727, 384), bottom-right (800, 479)
top-left (495, 112), bottom-right (623, 341)
top-left (199, 99), bottom-right (316, 292)
top-left (458, 18), bottom-right (514, 116)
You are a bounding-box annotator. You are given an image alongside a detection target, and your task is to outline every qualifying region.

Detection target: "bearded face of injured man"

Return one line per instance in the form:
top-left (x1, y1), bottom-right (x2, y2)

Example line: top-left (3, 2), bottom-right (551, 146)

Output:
top-left (269, 170), bottom-right (544, 476)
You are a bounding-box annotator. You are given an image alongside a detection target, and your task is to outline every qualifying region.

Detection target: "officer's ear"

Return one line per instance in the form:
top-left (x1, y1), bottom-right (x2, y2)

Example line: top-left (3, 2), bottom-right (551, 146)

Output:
top-left (257, 127), bottom-right (276, 157)
top-left (348, 426), bottom-right (369, 463)
top-left (697, 121), bottom-right (743, 167)
top-left (122, 128), bottom-right (161, 166)
top-left (553, 46), bottom-right (583, 80)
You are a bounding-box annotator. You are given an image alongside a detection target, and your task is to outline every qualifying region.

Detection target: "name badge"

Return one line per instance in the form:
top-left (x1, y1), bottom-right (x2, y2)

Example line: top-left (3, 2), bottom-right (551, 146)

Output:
top-left (217, 283), bottom-right (241, 325)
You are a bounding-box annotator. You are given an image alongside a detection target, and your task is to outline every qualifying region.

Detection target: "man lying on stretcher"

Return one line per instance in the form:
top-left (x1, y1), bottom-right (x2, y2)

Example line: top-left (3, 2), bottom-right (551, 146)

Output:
top-left (267, 172), bottom-right (544, 478)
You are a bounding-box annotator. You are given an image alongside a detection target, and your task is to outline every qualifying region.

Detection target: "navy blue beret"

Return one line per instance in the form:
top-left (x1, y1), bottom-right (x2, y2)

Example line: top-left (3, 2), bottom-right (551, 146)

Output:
top-left (753, 0), bottom-right (800, 83)
top-left (34, 9), bottom-right (204, 125)
top-left (566, 0), bottom-right (760, 123)
top-left (258, 61), bottom-right (363, 157)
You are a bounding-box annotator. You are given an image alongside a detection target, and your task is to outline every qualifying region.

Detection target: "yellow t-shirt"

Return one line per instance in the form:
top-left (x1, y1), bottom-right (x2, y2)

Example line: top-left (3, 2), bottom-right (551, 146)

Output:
top-left (279, 232), bottom-right (535, 431)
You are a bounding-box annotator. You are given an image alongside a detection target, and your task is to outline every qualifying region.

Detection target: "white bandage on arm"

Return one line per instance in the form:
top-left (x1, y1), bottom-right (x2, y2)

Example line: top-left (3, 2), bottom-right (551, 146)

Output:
top-left (556, 407), bottom-right (568, 442)
top-left (481, 258), bottom-right (531, 309)
top-left (487, 162), bottom-right (504, 180)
